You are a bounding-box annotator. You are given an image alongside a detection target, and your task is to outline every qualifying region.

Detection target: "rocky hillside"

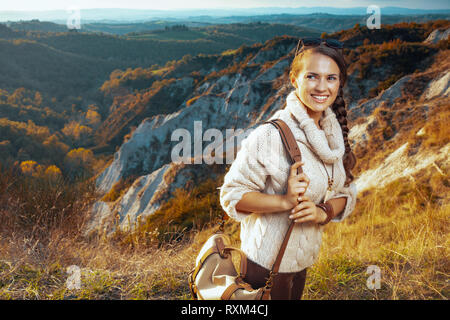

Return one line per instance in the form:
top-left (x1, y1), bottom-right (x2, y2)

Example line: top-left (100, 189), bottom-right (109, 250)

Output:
top-left (349, 49), bottom-right (449, 193)
top-left (87, 21), bottom-right (450, 235)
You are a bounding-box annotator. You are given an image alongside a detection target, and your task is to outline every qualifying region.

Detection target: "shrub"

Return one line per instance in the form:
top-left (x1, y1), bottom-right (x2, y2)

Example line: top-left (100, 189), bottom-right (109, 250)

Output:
top-left (117, 176), bottom-right (225, 246)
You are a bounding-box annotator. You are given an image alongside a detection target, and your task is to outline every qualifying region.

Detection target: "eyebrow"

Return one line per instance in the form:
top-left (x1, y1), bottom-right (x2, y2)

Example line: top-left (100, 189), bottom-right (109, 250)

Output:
top-left (307, 72), bottom-right (339, 76)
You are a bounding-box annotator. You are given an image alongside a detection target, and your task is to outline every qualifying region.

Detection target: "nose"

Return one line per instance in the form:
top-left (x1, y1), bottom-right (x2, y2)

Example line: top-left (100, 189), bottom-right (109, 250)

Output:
top-left (315, 77), bottom-right (328, 92)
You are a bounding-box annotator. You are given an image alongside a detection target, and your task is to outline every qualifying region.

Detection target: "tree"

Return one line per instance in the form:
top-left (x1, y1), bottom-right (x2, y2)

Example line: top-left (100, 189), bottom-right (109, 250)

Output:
top-left (34, 92), bottom-right (42, 106)
top-left (64, 147), bottom-right (94, 178)
top-left (85, 109), bottom-right (101, 128)
top-left (62, 121), bottom-right (93, 145)
top-left (44, 165), bottom-right (63, 181)
top-left (20, 160), bottom-right (44, 177)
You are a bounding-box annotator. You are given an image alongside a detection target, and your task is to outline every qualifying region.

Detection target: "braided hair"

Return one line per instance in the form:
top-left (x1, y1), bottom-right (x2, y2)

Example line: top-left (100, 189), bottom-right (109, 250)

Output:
top-left (330, 86), bottom-right (356, 187)
top-left (289, 44), bottom-right (356, 187)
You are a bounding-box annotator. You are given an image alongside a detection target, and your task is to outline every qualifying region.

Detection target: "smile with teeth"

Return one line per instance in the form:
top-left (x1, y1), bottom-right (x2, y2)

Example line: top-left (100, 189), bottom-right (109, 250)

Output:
top-left (311, 94), bottom-right (329, 103)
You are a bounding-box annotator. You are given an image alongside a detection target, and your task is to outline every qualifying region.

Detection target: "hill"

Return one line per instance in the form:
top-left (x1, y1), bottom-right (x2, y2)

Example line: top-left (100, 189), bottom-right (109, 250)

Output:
top-left (0, 18), bottom-right (448, 301)
top-left (88, 20), bottom-right (449, 233)
top-left (92, 21), bottom-right (449, 155)
top-left (6, 13), bottom-right (450, 35)
top-left (0, 22), bottom-right (320, 171)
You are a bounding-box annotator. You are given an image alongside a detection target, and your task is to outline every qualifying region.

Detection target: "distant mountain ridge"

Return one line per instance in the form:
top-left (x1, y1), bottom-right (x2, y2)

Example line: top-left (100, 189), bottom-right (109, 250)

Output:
top-left (1, 7), bottom-right (450, 23)
top-left (5, 14), bottom-right (450, 35)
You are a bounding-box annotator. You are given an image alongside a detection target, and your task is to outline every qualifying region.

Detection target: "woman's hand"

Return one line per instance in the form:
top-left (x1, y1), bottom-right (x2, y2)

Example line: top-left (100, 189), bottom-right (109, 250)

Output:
top-left (284, 161), bottom-right (310, 209)
top-left (289, 195), bottom-right (327, 224)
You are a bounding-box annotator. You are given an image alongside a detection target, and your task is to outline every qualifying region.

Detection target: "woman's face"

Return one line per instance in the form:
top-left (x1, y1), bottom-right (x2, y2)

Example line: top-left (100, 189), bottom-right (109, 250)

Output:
top-left (291, 51), bottom-right (341, 116)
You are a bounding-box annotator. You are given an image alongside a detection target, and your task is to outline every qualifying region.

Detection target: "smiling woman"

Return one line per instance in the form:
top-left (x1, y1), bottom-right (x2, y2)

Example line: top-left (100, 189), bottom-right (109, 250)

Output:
top-left (290, 50), bottom-right (341, 130)
top-left (219, 37), bottom-right (358, 300)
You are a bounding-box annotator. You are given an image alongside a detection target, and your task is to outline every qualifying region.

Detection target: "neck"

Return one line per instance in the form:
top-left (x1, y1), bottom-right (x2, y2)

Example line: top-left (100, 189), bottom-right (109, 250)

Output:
top-left (306, 108), bottom-right (324, 130)
top-left (284, 90), bottom-right (346, 163)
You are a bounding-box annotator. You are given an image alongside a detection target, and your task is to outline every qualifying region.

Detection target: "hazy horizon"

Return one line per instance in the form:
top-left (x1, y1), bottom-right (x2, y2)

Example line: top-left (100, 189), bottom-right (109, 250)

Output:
top-left (1, 0), bottom-right (450, 11)
top-left (1, 2), bottom-right (449, 24)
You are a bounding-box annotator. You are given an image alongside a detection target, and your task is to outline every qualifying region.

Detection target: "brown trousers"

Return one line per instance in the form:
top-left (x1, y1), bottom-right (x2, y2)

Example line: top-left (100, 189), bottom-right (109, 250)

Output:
top-left (243, 258), bottom-right (307, 300)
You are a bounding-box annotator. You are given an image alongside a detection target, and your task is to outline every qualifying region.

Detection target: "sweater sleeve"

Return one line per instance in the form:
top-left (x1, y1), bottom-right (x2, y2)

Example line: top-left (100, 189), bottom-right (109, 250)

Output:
top-left (219, 124), bottom-right (282, 222)
top-left (330, 181), bottom-right (358, 222)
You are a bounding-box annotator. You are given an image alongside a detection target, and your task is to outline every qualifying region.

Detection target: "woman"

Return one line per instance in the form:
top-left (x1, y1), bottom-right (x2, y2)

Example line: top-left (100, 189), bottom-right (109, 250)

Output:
top-left (219, 38), bottom-right (358, 300)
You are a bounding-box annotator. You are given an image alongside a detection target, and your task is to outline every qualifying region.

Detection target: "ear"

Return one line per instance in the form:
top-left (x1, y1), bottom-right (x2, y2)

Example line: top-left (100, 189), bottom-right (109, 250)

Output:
top-left (291, 76), bottom-right (297, 88)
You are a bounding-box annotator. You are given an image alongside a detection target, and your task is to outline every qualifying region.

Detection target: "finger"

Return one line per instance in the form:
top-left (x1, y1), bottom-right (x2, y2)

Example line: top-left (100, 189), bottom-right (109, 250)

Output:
top-left (290, 202), bottom-right (313, 215)
top-left (294, 214), bottom-right (315, 224)
top-left (293, 187), bottom-right (307, 194)
top-left (292, 184), bottom-right (308, 197)
top-left (297, 173), bottom-right (310, 183)
top-left (291, 202), bottom-right (306, 214)
top-left (290, 210), bottom-right (311, 220)
top-left (293, 182), bottom-right (308, 188)
top-left (290, 161), bottom-right (304, 175)
top-left (290, 210), bottom-right (314, 222)
top-left (297, 195), bottom-right (310, 202)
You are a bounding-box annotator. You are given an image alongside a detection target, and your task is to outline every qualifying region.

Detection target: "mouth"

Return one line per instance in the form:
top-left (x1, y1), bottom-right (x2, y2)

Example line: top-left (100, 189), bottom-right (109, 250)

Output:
top-left (311, 94), bottom-right (329, 103)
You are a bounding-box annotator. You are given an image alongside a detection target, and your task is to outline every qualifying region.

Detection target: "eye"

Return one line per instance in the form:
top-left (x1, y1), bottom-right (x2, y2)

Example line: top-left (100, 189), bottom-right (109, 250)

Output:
top-left (328, 76), bottom-right (338, 81)
top-left (306, 74), bottom-right (317, 80)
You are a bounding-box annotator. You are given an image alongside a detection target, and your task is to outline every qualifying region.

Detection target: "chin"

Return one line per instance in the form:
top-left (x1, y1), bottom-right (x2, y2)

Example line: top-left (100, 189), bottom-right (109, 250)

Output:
top-left (308, 101), bottom-right (331, 112)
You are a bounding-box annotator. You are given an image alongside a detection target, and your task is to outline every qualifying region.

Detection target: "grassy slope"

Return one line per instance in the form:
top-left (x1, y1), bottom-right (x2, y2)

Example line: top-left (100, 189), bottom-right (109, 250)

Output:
top-left (0, 162), bottom-right (448, 299)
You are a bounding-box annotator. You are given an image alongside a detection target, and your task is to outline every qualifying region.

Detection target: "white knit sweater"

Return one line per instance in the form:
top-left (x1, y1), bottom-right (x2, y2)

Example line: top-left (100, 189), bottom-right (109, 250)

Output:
top-left (219, 90), bottom-right (358, 273)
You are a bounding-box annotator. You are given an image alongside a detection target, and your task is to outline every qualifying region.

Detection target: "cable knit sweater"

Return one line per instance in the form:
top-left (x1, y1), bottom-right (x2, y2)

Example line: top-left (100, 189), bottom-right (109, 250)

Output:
top-left (219, 90), bottom-right (358, 273)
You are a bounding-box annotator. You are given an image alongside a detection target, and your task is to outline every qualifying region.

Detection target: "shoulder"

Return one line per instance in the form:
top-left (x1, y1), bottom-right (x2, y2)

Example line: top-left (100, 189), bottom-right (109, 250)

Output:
top-left (258, 109), bottom-right (296, 135)
top-left (240, 109), bottom-right (300, 150)
top-left (235, 121), bottom-right (283, 162)
top-left (243, 120), bottom-right (281, 144)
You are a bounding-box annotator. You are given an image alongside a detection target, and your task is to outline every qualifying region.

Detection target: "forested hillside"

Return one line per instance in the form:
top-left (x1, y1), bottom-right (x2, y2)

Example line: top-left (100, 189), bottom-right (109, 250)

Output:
top-left (0, 21), bottom-right (320, 176)
top-left (6, 13), bottom-right (449, 34)
top-left (94, 20), bottom-right (450, 154)
top-left (0, 19), bottom-right (448, 180)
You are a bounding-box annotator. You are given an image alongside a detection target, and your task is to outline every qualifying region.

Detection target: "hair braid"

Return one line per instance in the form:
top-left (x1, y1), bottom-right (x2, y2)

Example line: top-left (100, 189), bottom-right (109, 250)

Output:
top-left (331, 86), bottom-right (356, 187)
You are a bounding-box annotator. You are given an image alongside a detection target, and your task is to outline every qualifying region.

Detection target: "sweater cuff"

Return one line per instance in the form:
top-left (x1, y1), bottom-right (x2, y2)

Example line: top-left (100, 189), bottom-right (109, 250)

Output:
top-left (330, 182), bottom-right (357, 222)
top-left (220, 187), bottom-right (253, 222)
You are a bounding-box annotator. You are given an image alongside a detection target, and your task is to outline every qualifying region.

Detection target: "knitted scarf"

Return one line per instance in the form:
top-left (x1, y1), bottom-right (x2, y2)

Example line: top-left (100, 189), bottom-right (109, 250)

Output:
top-left (284, 90), bottom-right (345, 164)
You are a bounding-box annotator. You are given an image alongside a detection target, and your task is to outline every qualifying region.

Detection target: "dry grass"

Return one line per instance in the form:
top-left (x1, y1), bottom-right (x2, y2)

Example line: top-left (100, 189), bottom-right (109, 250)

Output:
top-left (304, 169), bottom-right (449, 300)
top-left (1, 159), bottom-right (448, 300)
top-left (0, 228), bottom-right (197, 299)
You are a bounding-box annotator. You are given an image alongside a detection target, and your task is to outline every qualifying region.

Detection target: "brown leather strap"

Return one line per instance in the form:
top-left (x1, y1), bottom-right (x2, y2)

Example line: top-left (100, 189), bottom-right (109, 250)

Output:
top-left (215, 237), bottom-right (248, 276)
top-left (224, 247), bottom-right (248, 277)
top-left (264, 119), bottom-right (303, 276)
top-left (270, 221), bottom-right (295, 274)
top-left (215, 236), bottom-right (226, 256)
top-left (191, 246), bottom-right (218, 284)
top-left (221, 283), bottom-right (242, 300)
top-left (221, 278), bottom-right (254, 300)
top-left (265, 119), bottom-right (303, 167)
top-left (261, 287), bottom-right (272, 300)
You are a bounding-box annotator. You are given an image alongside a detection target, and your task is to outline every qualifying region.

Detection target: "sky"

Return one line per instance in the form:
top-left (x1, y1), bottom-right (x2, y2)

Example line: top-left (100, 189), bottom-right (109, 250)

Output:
top-left (1, 0), bottom-right (449, 11)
